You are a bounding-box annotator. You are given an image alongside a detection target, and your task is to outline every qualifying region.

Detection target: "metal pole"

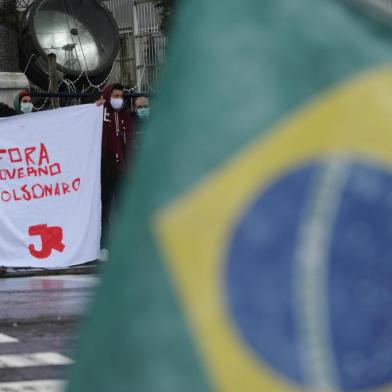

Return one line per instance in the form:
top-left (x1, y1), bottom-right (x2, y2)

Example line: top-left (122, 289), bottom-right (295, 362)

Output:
top-left (48, 53), bottom-right (60, 108)
top-left (132, 1), bottom-right (142, 92)
top-left (30, 92), bottom-right (151, 98)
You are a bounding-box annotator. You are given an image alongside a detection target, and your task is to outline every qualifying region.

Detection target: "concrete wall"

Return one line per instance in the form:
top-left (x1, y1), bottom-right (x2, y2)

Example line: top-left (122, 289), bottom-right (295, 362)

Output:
top-left (0, 72), bottom-right (29, 107)
top-left (0, 1), bottom-right (27, 107)
top-left (0, 0), bottom-right (19, 72)
top-left (0, 25), bottom-right (19, 73)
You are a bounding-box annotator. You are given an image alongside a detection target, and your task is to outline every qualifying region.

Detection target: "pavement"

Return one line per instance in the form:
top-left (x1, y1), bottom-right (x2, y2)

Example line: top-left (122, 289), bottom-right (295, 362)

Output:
top-left (0, 274), bottom-right (99, 391)
top-left (0, 263), bottom-right (98, 279)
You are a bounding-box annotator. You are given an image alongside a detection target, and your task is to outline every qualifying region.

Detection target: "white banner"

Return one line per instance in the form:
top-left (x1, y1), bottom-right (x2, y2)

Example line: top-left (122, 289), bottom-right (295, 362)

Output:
top-left (0, 104), bottom-right (103, 268)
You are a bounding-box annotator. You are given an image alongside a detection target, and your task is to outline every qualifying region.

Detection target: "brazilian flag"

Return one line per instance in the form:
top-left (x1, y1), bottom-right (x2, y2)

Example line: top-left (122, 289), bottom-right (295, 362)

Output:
top-left (68, 1), bottom-right (392, 391)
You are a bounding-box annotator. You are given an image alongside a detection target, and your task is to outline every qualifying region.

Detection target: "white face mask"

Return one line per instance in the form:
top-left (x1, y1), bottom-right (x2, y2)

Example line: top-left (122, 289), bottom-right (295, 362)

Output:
top-left (21, 102), bottom-right (33, 113)
top-left (110, 98), bottom-right (123, 110)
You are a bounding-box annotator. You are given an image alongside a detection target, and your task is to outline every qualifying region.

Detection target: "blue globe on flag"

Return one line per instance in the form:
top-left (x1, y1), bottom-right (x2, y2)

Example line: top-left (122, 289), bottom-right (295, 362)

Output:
top-left (227, 159), bottom-right (392, 391)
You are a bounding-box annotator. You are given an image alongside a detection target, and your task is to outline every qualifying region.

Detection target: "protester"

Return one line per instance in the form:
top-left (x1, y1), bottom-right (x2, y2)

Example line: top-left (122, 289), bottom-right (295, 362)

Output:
top-left (13, 90), bottom-right (34, 114)
top-left (132, 95), bottom-right (150, 149)
top-left (133, 95), bottom-right (150, 121)
top-left (98, 83), bottom-right (135, 261)
top-left (0, 103), bottom-right (17, 117)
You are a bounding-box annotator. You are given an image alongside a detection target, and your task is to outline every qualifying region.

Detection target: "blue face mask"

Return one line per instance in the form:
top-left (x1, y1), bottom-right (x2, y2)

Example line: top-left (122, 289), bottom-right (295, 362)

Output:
top-left (136, 107), bottom-right (150, 119)
top-left (21, 102), bottom-right (33, 113)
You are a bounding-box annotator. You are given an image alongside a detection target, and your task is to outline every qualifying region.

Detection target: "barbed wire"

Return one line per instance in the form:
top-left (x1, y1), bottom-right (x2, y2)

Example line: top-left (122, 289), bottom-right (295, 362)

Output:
top-left (31, 79), bottom-right (51, 111)
top-left (16, 0), bottom-right (33, 9)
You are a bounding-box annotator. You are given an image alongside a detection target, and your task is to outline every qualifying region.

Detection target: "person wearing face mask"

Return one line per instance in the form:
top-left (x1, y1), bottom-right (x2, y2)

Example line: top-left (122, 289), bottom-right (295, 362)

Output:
top-left (134, 96), bottom-right (151, 120)
top-left (98, 83), bottom-right (135, 261)
top-left (132, 95), bottom-right (151, 149)
top-left (13, 91), bottom-right (34, 115)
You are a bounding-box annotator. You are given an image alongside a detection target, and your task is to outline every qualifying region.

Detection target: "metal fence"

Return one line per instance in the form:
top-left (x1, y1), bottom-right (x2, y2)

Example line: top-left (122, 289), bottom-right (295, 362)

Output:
top-left (104, 0), bottom-right (166, 92)
top-left (16, 0), bottom-right (167, 93)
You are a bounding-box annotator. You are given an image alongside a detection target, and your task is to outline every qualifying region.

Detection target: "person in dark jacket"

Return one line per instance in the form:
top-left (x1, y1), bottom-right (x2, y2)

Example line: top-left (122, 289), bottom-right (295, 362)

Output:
top-left (0, 103), bottom-right (17, 118)
top-left (99, 83), bottom-right (135, 259)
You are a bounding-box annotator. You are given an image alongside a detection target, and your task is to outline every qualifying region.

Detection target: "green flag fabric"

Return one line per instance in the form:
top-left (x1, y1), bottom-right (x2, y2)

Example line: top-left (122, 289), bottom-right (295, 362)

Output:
top-left (68, 1), bottom-right (392, 391)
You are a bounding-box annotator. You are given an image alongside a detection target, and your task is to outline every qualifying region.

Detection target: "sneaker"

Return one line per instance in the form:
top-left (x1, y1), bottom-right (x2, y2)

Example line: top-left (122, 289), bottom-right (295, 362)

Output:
top-left (98, 248), bottom-right (109, 262)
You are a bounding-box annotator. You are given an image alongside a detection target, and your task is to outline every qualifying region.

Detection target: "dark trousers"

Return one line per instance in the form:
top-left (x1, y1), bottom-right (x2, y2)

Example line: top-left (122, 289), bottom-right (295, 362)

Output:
top-left (101, 171), bottom-right (121, 249)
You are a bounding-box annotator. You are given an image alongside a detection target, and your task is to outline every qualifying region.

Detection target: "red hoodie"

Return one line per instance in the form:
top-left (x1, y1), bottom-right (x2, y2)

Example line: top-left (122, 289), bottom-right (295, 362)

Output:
top-left (101, 84), bottom-right (135, 177)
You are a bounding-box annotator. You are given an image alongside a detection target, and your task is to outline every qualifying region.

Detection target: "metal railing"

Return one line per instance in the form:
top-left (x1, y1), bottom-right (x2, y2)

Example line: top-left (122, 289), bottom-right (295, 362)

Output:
top-left (104, 0), bottom-right (166, 92)
top-left (132, 1), bottom-right (166, 92)
top-left (103, 0), bottom-right (133, 31)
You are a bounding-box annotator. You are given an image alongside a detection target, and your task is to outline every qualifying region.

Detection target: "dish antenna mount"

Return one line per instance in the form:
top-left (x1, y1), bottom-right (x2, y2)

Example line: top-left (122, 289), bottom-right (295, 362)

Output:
top-left (19, 0), bottom-right (120, 89)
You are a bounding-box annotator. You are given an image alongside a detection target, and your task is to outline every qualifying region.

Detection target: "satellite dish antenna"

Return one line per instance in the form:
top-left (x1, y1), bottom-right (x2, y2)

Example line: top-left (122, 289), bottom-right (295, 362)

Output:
top-left (19, 0), bottom-right (120, 89)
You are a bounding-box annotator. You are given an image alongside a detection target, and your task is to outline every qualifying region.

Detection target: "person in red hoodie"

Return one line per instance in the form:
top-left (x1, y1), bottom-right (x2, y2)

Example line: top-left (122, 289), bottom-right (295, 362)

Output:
top-left (99, 83), bottom-right (135, 260)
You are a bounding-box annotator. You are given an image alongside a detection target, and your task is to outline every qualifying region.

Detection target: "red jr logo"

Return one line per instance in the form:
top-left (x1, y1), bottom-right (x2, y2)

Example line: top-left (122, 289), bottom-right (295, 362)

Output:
top-left (28, 224), bottom-right (65, 259)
